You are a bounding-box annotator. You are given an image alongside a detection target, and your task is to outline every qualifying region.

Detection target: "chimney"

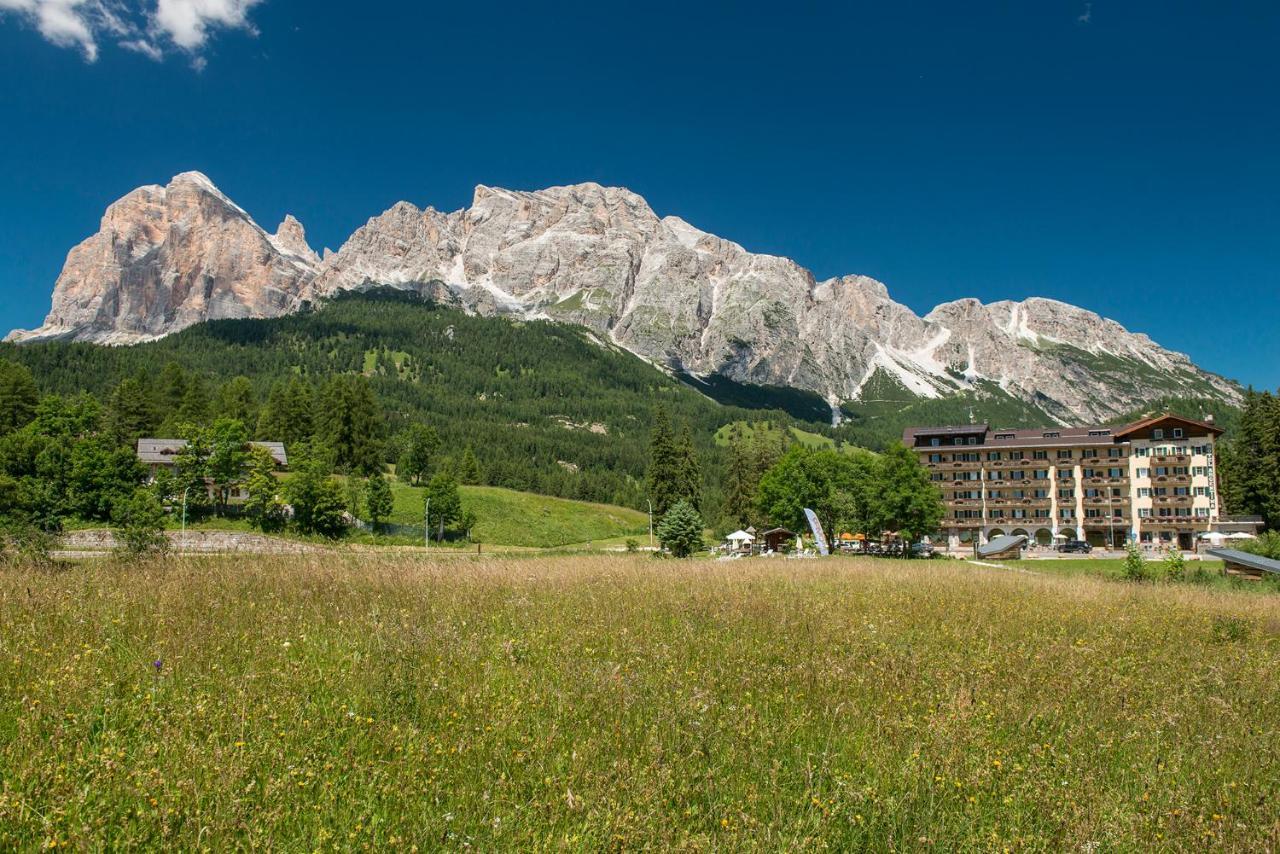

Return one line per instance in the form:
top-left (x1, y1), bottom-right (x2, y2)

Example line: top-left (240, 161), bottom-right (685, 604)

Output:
top-left (1204, 413), bottom-right (1215, 424)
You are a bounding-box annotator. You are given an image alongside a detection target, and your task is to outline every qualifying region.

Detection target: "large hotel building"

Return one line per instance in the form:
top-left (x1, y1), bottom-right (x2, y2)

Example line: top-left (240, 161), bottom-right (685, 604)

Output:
top-left (903, 414), bottom-right (1226, 551)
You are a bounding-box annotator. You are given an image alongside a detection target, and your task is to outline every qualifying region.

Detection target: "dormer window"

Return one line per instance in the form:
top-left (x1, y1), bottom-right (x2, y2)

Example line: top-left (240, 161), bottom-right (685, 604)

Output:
top-left (1172, 428), bottom-right (1184, 439)
top-left (930, 438), bottom-right (940, 447)
top-left (1042, 431), bottom-right (1060, 439)
top-left (995, 432), bottom-right (1015, 440)
top-left (1153, 429), bottom-right (1164, 440)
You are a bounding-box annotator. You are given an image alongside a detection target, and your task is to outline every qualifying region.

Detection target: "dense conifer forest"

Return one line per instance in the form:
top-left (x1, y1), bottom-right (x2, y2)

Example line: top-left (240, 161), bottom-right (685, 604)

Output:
top-left (0, 291), bottom-right (818, 510)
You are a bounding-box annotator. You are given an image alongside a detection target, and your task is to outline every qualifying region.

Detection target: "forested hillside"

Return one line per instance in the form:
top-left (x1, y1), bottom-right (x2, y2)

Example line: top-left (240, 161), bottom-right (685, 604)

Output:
top-left (1, 290), bottom-right (817, 509)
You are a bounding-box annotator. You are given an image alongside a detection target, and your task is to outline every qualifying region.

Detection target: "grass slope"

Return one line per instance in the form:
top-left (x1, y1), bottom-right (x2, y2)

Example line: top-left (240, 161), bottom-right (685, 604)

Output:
top-left (388, 481), bottom-right (649, 548)
top-left (1, 555), bottom-right (1276, 849)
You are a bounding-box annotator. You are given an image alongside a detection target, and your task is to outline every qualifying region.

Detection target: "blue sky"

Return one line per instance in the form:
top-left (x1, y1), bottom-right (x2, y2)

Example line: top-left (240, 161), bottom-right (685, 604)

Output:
top-left (1, 1), bottom-right (1277, 388)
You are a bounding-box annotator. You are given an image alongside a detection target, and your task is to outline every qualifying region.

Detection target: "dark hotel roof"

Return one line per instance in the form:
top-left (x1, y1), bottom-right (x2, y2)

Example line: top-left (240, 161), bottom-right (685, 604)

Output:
top-left (1205, 549), bottom-right (1280, 576)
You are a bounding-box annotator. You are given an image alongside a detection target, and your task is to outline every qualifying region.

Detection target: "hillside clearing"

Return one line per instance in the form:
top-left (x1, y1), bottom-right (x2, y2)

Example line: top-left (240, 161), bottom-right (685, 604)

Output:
top-left (389, 482), bottom-right (649, 548)
top-left (1, 555), bottom-right (1276, 849)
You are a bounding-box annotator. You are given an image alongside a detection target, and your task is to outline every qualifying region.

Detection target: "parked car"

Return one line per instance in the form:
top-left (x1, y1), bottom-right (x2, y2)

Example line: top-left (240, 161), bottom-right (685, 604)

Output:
top-left (909, 542), bottom-right (935, 558)
top-left (1057, 540), bottom-right (1092, 554)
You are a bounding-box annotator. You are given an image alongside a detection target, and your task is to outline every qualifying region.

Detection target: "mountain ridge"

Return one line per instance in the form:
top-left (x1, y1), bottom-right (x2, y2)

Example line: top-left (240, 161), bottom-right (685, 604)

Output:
top-left (8, 172), bottom-right (1240, 423)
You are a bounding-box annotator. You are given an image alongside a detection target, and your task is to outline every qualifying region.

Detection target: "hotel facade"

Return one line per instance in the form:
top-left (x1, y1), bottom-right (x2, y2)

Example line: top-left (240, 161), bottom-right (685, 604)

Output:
top-left (903, 414), bottom-right (1224, 551)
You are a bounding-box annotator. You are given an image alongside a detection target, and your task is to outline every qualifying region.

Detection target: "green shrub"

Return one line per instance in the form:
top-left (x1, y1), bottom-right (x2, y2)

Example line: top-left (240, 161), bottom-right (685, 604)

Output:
top-left (111, 490), bottom-right (170, 560)
top-left (655, 500), bottom-right (704, 558)
top-left (1162, 546), bottom-right (1186, 582)
top-left (1122, 541), bottom-right (1148, 582)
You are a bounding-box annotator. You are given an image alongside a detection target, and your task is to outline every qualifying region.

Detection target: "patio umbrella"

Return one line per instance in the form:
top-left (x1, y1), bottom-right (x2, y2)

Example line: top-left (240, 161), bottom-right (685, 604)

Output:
top-left (1225, 532), bottom-right (1256, 540)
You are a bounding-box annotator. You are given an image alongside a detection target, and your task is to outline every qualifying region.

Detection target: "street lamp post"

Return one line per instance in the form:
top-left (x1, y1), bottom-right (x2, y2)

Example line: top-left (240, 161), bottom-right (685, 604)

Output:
top-left (180, 487), bottom-right (191, 554)
top-left (646, 499), bottom-right (654, 547)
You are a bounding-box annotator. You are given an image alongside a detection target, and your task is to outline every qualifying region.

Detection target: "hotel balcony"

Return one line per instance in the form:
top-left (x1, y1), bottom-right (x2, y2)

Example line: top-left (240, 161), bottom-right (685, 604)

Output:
top-left (1151, 454), bottom-right (1189, 465)
top-left (1151, 495), bottom-right (1194, 506)
top-left (1082, 476), bottom-right (1129, 487)
top-left (946, 498), bottom-right (983, 508)
top-left (1152, 474), bottom-right (1192, 486)
top-left (1083, 516), bottom-right (1130, 527)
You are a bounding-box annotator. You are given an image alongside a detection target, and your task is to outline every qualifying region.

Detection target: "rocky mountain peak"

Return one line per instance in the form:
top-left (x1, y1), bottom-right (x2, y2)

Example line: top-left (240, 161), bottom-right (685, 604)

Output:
top-left (270, 214), bottom-right (320, 265)
top-left (8, 173), bottom-right (1240, 423)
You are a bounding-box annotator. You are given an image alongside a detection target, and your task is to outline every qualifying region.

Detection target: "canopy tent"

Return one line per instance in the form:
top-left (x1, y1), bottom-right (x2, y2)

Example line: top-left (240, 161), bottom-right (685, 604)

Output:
top-left (1198, 532), bottom-right (1227, 543)
top-left (726, 530), bottom-right (754, 543)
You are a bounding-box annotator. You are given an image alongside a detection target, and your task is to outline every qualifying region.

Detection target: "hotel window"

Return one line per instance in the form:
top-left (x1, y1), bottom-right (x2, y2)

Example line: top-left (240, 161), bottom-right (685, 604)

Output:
top-left (1033, 469), bottom-right (1049, 480)
top-left (1172, 428), bottom-right (1183, 439)
top-left (1174, 466), bottom-right (1189, 475)
top-left (1035, 509), bottom-right (1051, 518)
top-left (987, 451), bottom-right (1001, 461)
top-left (1010, 471), bottom-right (1025, 480)
top-left (1107, 468), bottom-right (1124, 478)
top-left (1137, 467), bottom-right (1150, 478)
top-left (1139, 508), bottom-right (1152, 518)
top-left (1033, 489), bottom-right (1048, 499)
top-left (1195, 508), bottom-right (1211, 517)
top-left (930, 438), bottom-right (940, 447)
top-left (1012, 509), bottom-right (1027, 519)
top-left (995, 432), bottom-right (1015, 440)
top-left (1042, 431), bottom-right (1060, 439)
top-left (1057, 449), bottom-right (1072, 459)
top-left (1175, 508), bottom-right (1191, 517)
top-left (1194, 486), bottom-right (1212, 497)
top-left (1058, 489), bottom-right (1073, 499)
top-left (989, 510), bottom-right (1006, 519)
top-left (1012, 489), bottom-right (1026, 499)
top-left (1057, 468), bottom-right (1072, 479)
top-left (1158, 508), bottom-right (1172, 517)
top-left (928, 453), bottom-right (943, 463)
top-left (954, 438), bottom-right (964, 446)
top-left (1010, 451), bottom-right (1025, 460)
top-left (1088, 429), bottom-right (1110, 436)
top-left (1081, 449), bottom-right (1098, 459)
top-left (1033, 450), bottom-right (1048, 460)
top-left (987, 489), bottom-right (1002, 499)
top-left (1108, 448), bottom-right (1124, 458)
top-left (1192, 444), bottom-right (1210, 455)
top-left (931, 474), bottom-right (945, 482)
top-left (968, 437), bottom-right (978, 445)
top-left (1174, 487), bottom-right (1190, 496)
top-left (1110, 488), bottom-right (1123, 498)
top-left (1154, 467), bottom-right (1170, 476)
top-left (1135, 447), bottom-right (1149, 457)
top-left (1059, 509), bottom-right (1075, 519)
top-left (1153, 429), bottom-right (1164, 440)
top-left (1085, 508), bottom-right (1103, 518)
top-left (1138, 488), bottom-right (1150, 497)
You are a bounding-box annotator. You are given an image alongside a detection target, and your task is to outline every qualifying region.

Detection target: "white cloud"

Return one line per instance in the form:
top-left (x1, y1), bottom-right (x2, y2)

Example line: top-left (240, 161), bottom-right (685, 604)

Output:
top-left (154, 0), bottom-right (259, 51)
top-left (0, 0), bottom-right (263, 65)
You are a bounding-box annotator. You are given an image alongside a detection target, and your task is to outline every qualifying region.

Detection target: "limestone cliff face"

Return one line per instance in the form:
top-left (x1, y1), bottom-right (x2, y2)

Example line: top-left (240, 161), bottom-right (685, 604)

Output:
top-left (8, 172), bottom-right (314, 344)
top-left (10, 174), bottom-right (1239, 421)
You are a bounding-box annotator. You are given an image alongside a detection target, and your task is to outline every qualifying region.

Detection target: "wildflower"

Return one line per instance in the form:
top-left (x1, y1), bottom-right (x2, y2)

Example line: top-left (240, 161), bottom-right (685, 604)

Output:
top-left (152, 659), bottom-right (163, 672)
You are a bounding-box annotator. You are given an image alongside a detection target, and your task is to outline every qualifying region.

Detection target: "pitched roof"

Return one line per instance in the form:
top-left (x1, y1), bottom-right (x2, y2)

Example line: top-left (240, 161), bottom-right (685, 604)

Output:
top-left (1112, 413), bottom-right (1224, 439)
top-left (1205, 548), bottom-right (1280, 576)
top-left (136, 439), bottom-right (288, 467)
top-left (976, 534), bottom-right (1027, 557)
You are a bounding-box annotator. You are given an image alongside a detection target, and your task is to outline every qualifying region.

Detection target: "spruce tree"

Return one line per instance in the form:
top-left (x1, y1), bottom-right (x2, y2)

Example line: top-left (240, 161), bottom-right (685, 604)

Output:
top-left (365, 472), bottom-right (393, 533)
top-left (0, 361), bottom-right (39, 435)
top-left (646, 406), bottom-right (681, 517)
top-left (105, 376), bottom-right (156, 446)
top-left (675, 423), bottom-right (702, 510)
top-left (458, 446), bottom-right (481, 484)
top-left (656, 499), bottom-right (704, 557)
top-left (316, 375), bottom-right (383, 475)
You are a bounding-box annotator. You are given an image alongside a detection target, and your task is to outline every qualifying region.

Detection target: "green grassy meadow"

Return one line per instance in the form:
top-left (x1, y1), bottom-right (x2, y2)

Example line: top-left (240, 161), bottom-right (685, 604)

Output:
top-left (2, 555), bottom-right (1278, 849)
top-left (387, 482), bottom-right (650, 548)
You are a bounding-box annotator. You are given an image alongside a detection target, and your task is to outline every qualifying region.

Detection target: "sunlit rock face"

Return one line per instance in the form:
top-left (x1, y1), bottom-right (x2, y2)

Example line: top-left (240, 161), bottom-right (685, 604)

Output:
top-left (11, 175), bottom-right (1239, 421)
